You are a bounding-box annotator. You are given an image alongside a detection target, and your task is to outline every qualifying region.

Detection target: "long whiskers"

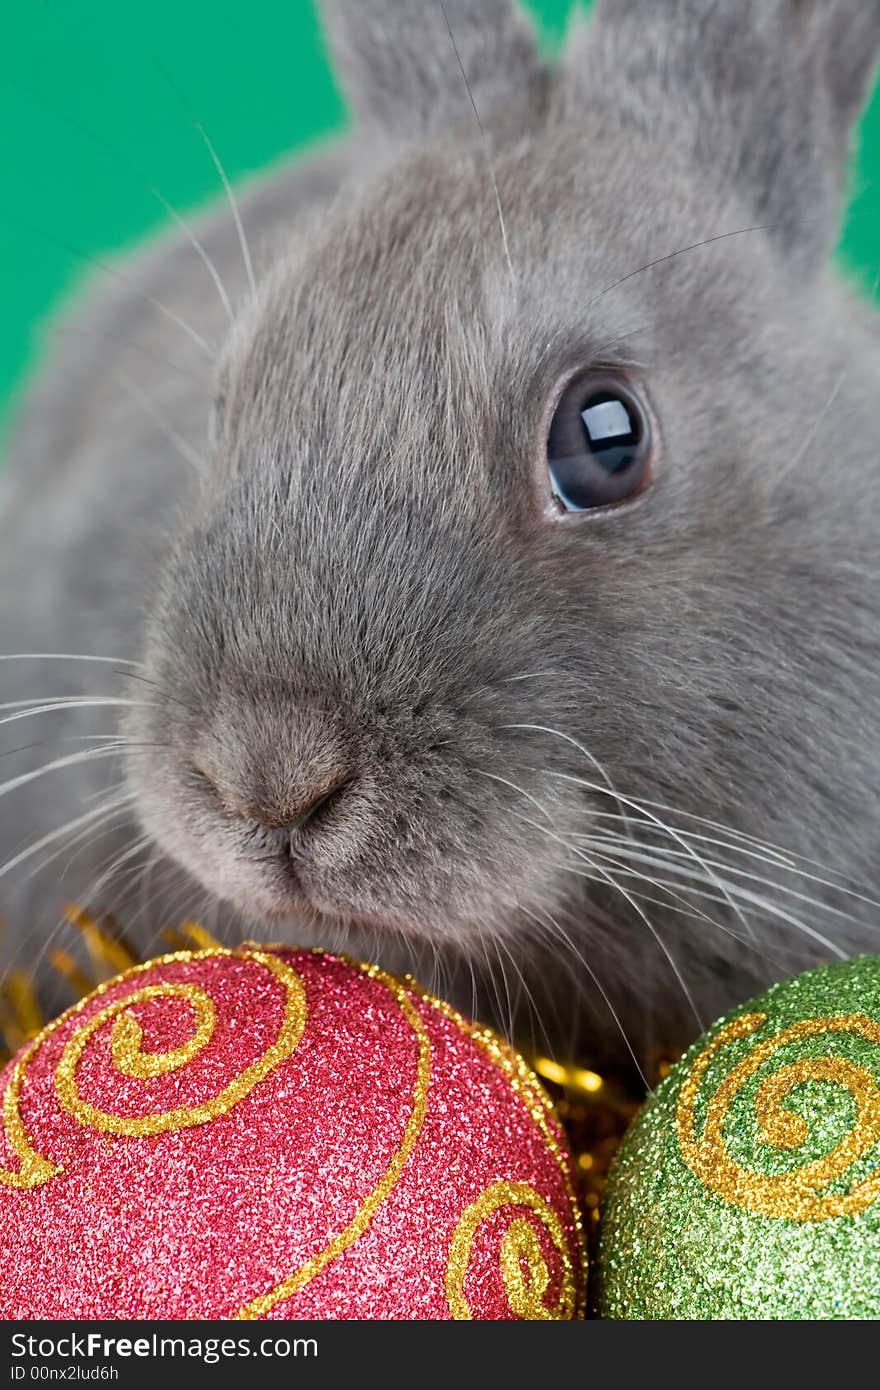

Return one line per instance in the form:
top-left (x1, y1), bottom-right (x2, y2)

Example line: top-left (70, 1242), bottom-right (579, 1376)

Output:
top-left (53, 324), bottom-right (214, 388)
top-left (569, 837), bottom-right (847, 959)
top-left (17, 834), bottom-right (153, 992)
top-left (603, 792), bottom-right (862, 884)
top-left (475, 769), bottom-right (555, 825)
top-left (493, 925), bottom-right (556, 1058)
top-left (0, 795), bottom-right (135, 885)
top-left (587, 809), bottom-right (797, 871)
top-left (10, 79), bottom-right (236, 324)
top-left (521, 812), bottom-right (704, 1029)
top-left (573, 828), bottom-right (880, 922)
top-left (0, 698), bottom-right (147, 730)
top-left (0, 205), bottom-right (216, 359)
top-left (111, 370), bottom-right (209, 475)
top-left (194, 124), bottom-right (257, 300)
top-left (0, 745), bottom-right (130, 804)
top-left (507, 723), bottom-right (756, 946)
top-left (521, 902), bottom-right (648, 1087)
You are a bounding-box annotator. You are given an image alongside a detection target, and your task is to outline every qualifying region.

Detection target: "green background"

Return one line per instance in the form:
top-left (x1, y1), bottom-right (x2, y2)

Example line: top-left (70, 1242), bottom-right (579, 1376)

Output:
top-left (2, 0), bottom-right (879, 428)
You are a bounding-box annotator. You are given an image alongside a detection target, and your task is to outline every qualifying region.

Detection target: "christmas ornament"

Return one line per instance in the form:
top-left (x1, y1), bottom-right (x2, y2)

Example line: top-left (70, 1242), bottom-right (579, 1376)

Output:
top-left (0, 941), bottom-right (585, 1319)
top-left (598, 956), bottom-right (880, 1319)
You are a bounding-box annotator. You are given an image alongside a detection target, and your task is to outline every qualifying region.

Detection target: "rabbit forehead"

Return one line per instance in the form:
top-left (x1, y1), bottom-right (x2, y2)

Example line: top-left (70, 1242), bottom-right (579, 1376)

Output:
top-left (218, 122), bottom-right (774, 457)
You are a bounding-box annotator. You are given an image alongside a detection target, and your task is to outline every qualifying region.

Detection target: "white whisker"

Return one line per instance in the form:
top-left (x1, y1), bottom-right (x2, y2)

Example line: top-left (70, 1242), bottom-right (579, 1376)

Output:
top-left (194, 123), bottom-right (257, 298)
top-left (475, 769), bottom-right (555, 824)
top-left (791, 368), bottom-right (847, 475)
top-left (613, 793), bottom-right (862, 884)
top-left (491, 935), bottom-right (516, 1044)
top-left (0, 654), bottom-right (144, 668)
top-left (507, 723), bottom-right (756, 946)
top-left (112, 371), bottom-right (208, 475)
top-left (13, 77), bottom-right (236, 324)
top-left (577, 836), bottom-right (861, 945)
top-left (0, 745), bottom-right (128, 803)
top-left (6, 831), bottom-right (150, 992)
top-left (494, 926), bottom-right (554, 1058)
top-left (586, 826), bottom-right (880, 922)
top-left (54, 324), bottom-right (212, 387)
top-left (520, 811), bottom-right (704, 1029)
top-left (586, 811), bottom-right (797, 871)
top-left (0, 206), bottom-right (216, 358)
top-left (77, 836), bottom-right (152, 921)
top-left (0, 796), bottom-right (134, 884)
top-left (546, 845), bottom-right (760, 953)
top-left (476, 928), bottom-right (510, 1046)
top-left (521, 903), bottom-right (648, 1088)
top-left (147, 198), bottom-right (235, 324)
top-left (0, 698), bottom-right (143, 729)
top-left (573, 841), bottom-right (846, 959)
top-left (27, 799), bottom-right (136, 886)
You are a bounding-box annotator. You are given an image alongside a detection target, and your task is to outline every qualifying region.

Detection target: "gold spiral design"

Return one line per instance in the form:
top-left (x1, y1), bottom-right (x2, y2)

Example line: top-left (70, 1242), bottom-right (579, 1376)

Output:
top-left (412, 985), bottom-right (586, 1314)
top-left (109, 987), bottom-right (215, 1079)
top-left (1, 1039), bottom-right (63, 1189)
top-left (446, 1180), bottom-right (576, 1320)
top-left (676, 1011), bottom-right (880, 1220)
top-left (0, 948), bottom-right (306, 1186)
top-left (234, 963), bottom-right (431, 1319)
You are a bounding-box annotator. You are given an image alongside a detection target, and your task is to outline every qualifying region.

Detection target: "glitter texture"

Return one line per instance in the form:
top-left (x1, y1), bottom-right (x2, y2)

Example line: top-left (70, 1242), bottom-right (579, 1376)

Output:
top-left (597, 956), bottom-right (880, 1319)
top-left (0, 946), bottom-right (585, 1320)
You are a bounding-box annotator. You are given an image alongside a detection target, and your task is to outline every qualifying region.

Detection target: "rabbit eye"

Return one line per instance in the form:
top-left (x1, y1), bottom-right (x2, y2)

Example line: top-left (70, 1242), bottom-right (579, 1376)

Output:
top-left (546, 373), bottom-right (653, 513)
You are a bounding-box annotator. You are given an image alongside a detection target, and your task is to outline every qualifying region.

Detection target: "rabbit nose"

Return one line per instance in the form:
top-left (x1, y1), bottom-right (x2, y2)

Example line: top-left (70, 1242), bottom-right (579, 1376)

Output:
top-left (194, 703), bottom-right (359, 857)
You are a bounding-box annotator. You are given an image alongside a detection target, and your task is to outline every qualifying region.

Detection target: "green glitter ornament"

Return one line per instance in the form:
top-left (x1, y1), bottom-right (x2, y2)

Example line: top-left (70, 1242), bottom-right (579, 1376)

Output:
top-left (597, 957), bottom-right (880, 1319)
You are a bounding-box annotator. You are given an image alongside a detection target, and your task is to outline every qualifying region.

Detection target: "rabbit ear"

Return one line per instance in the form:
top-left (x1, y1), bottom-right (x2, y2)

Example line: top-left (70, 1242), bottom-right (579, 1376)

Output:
top-left (318, 0), bottom-right (545, 136)
top-left (571, 0), bottom-right (880, 273)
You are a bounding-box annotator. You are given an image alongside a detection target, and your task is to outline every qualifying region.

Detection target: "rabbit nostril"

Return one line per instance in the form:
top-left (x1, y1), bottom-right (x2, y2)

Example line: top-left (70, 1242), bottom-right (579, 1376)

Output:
top-left (190, 756), bottom-right (221, 798)
top-left (241, 823), bottom-right (291, 861)
top-left (239, 775), bottom-right (355, 863)
top-left (285, 776), bottom-right (356, 862)
top-left (288, 778), bottom-right (351, 833)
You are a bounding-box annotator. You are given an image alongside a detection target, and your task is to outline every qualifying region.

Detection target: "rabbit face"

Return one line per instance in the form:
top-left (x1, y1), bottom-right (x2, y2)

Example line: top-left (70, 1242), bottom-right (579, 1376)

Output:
top-left (126, 0), bottom-right (880, 1046)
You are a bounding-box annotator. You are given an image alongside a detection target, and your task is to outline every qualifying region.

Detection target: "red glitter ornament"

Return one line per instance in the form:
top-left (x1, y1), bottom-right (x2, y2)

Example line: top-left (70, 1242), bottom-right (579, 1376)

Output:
top-left (0, 947), bottom-right (585, 1319)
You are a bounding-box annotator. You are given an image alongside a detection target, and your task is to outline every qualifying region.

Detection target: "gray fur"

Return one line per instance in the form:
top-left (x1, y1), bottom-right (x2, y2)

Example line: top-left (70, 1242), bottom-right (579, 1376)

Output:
top-left (320, 0), bottom-right (548, 133)
top-left (2, 0), bottom-right (880, 1066)
top-left (571, 0), bottom-right (880, 272)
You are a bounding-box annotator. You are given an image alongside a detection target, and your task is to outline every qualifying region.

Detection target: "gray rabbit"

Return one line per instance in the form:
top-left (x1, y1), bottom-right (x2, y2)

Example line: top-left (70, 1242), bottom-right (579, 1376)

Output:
top-left (3, 0), bottom-right (880, 1070)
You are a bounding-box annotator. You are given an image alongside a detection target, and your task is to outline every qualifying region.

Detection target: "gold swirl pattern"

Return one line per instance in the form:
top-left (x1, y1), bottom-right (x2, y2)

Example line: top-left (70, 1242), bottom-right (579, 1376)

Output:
top-left (1, 1039), bottom-right (62, 1190)
top-left (676, 1011), bottom-right (880, 1220)
top-left (0, 948), bottom-right (306, 1186)
top-left (234, 963), bottom-right (431, 1319)
top-left (57, 956), bottom-right (305, 1137)
top-left (415, 989), bottom-right (586, 1314)
top-left (109, 987), bottom-right (215, 1079)
top-left (446, 1180), bottom-right (576, 1320)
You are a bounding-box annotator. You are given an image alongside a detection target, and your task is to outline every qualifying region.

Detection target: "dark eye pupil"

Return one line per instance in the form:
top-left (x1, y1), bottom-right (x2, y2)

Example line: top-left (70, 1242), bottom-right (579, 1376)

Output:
top-left (579, 394), bottom-right (641, 474)
top-left (546, 379), bottom-right (651, 513)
